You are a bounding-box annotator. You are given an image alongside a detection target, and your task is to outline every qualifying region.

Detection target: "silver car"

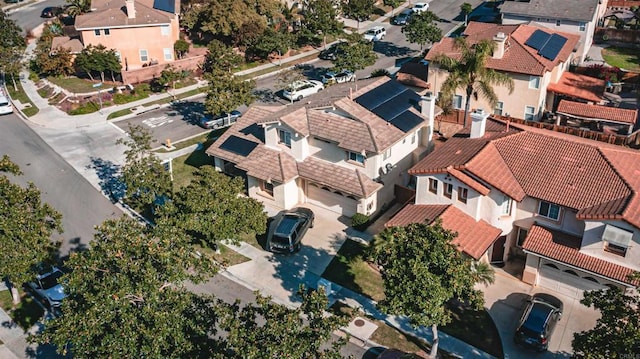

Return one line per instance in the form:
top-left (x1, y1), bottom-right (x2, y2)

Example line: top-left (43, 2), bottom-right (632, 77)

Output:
top-left (27, 266), bottom-right (66, 308)
top-left (322, 70), bottom-right (356, 85)
top-left (283, 80), bottom-right (324, 101)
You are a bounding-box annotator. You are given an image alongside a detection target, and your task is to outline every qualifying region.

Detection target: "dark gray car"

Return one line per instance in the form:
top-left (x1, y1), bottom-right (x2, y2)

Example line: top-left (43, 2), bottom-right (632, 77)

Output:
top-left (198, 110), bottom-right (242, 129)
top-left (267, 207), bottom-right (314, 253)
top-left (514, 293), bottom-right (563, 351)
top-left (392, 9), bottom-right (413, 25)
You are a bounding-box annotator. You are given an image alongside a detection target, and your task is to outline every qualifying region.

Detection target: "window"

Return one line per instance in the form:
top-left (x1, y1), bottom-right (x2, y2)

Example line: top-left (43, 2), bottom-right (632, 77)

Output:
top-left (429, 178), bottom-right (438, 194)
top-left (602, 224), bottom-right (632, 257)
top-left (114, 51), bottom-right (121, 61)
top-left (556, 19), bottom-right (561, 26)
top-left (458, 187), bottom-right (468, 203)
top-left (383, 148), bottom-right (391, 160)
top-left (452, 95), bottom-right (463, 109)
top-left (348, 151), bottom-right (365, 164)
top-left (494, 101), bottom-right (504, 116)
top-left (411, 132), bottom-right (416, 144)
top-left (444, 183), bottom-right (453, 198)
top-left (163, 48), bottom-right (172, 61)
top-left (140, 49), bottom-right (149, 62)
top-left (104, 28), bottom-right (110, 36)
top-left (260, 180), bottom-right (274, 197)
top-left (501, 196), bottom-right (512, 215)
top-left (529, 76), bottom-right (540, 89)
top-left (161, 25), bottom-right (170, 36)
top-left (524, 106), bottom-right (535, 121)
top-left (94, 29), bottom-right (101, 36)
top-left (579, 22), bottom-right (586, 31)
top-left (278, 129), bottom-right (292, 148)
top-left (516, 227), bottom-right (529, 247)
top-left (538, 201), bottom-right (560, 220)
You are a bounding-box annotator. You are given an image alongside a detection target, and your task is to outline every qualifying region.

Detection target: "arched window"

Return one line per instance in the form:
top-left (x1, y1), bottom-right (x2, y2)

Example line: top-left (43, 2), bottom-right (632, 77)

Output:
top-left (544, 263), bottom-right (559, 270)
top-left (583, 277), bottom-right (599, 283)
top-left (564, 270), bottom-right (579, 276)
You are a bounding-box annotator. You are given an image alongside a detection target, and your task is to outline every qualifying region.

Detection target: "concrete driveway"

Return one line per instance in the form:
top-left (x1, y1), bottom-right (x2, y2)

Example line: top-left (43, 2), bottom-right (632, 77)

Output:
top-left (481, 268), bottom-right (600, 359)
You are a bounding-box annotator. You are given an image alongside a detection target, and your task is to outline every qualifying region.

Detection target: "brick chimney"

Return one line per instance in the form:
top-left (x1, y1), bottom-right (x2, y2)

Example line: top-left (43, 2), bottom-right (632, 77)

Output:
top-left (420, 92), bottom-right (436, 141)
top-left (125, 0), bottom-right (135, 19)
top-left (493, 32), bottom-right (507, 59)
top-left (470, 108), bottom-right (490, 139)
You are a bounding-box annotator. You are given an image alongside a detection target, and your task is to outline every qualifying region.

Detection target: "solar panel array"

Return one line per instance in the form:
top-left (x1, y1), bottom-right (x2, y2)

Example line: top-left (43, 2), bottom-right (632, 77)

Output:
top-left (220, 135), bottom-right (258, 157)
top-left (523, 29), bottom-right (568, 61)
top-left (354, 80), bottom-right (424, 133)
top-left (153, 0), bottom-right (175, 13)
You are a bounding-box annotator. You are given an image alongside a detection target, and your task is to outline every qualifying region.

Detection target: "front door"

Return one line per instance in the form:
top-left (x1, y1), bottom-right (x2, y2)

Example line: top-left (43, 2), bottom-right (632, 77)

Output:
top-left (490, 235), bottom-right (506, 264)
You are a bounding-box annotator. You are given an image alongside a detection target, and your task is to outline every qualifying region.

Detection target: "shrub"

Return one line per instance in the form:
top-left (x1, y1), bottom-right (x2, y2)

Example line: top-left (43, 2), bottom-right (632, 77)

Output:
top-left (68, 101), bottom-right (99, 115)
top-left (370, 68), bottom-right (391, 78)
top-left (351, 213), bottom-right (370, 230)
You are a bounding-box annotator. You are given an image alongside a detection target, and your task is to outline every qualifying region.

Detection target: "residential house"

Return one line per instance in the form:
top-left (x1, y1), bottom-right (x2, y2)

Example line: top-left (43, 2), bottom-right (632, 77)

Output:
top-left (499, 0), bottom-right (608, 63)
top-left (387, 109), bottom-right (640, 299)
top-left (205, 77), bottom-right (442, 217)
top-left (74, 0), bottom-right (180, 71)
top-left (424, 22), bottom-right (605, 122)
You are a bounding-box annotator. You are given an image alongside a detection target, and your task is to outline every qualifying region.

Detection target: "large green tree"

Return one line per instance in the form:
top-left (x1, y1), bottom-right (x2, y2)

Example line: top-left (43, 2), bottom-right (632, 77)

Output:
top-left (332, 35), bottom-right (377, 72)
top-left (383, 0), bottom-right (402, 16)
top-left (342, 0), bottom-right (376, 29)
top-left (431, 37), bottom-right (515, 128)
top-left (572, 275), bottom-right (640, 358)
top-left (65, 0), bottom-right (91, 17)
top-left (156, 166), bottom-right (267, 250)
top-left (33, 217), bottom-right (219, 358)
top-left (0, 10), bottom-right (25, 90)
top-left (217, 286), bottom-right (352, 358)
top-left (369, 221), bottom-right (487, 358)
top-left (116, 125), bottom-right (172, 210)
top-left (73, 44), bottom-right (121, 82)
top-left (0, 156), bottom-right (62, 304)
top-left (402, 10), bottom-right (442, 50)
top-left (302, 0), bottom-right (343, 47)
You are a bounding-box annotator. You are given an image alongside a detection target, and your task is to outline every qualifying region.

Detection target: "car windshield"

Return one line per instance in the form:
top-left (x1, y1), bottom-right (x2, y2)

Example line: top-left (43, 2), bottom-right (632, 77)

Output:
top-left (0, 101), bottom-right (9, 106)
top-left (366, 30), bottom-right (376, 35)
top-left (272, 234), bottom-right (291, 245)
top-left (40, 271), bottom-right (63, 289)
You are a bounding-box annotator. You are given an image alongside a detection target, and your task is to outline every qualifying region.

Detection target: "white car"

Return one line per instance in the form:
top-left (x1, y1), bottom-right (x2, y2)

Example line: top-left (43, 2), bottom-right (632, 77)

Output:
top-left (322, 70), bottom-right (356, 85)
top-left (364, 26), bottom-right (386, 42)
top-left (27, 266), bottom-right (66, 309)
top-left (412, 2), bottom-right (429, 13)
top-left (0, 95), bottom-right (13, 115)
top-left (283, 80), bottom-right (324, 101)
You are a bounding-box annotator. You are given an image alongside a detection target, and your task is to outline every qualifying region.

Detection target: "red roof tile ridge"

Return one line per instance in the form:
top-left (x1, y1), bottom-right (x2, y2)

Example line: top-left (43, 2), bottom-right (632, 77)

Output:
top-left (355, 169), bottom-right (367, 197)
top-left (446, 166), bottom-right (490, 195)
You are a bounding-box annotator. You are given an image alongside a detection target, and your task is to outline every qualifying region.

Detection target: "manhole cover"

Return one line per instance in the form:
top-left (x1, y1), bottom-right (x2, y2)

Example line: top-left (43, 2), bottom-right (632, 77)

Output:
top-left (354, 319), bottom-right (365, 327)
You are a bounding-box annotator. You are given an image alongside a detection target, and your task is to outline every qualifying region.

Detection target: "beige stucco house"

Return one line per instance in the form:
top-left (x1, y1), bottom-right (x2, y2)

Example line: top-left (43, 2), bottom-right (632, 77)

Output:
top-left (425, 22), bottom-right (589, 122)
top-left (205, 78), bottom-right (442, 217)
top-left (388, 109), bottom-right (640, 299)
top-left (74, 0), bottom-right (180, 71)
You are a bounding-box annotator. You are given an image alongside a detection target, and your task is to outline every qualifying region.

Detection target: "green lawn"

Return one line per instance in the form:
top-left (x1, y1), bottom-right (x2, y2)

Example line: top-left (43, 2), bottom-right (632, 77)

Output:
top-left (195, 244), bottom-right (250, 268)
top-left (602, 46), bottom-right (640, 72)
top-left (46, 76), bottom-right (105, 93)
top-left (322, 239), bottom-right (504, 359)
top-left (170, 148), bottom-right (214, 189)
top-left (0, 290), bottom-right (45, 331)
top-left (5, 80), bottom-right (39, 117)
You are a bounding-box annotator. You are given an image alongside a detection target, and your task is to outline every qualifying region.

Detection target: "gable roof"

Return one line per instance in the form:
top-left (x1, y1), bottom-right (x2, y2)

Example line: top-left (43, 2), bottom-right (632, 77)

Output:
top-left (500, 0), bottom-right (600, 22)
top-left (425, 22), bottom-right (580, 76)
top-left (385, 204), bottom-right (502, 259)
top-left (557, 99), bottom-right (638, 125)
top-left (523, 224), bottom-right (638, 285)
top-left (410, 118), bottom-right (640, 228)
top-left (75, 0), bottom-right (175, 30)
top-left (547, 72), bottom-right (606, 103)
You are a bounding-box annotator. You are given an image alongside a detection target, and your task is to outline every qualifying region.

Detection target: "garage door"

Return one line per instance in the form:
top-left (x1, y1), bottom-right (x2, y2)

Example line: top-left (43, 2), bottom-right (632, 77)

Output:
top-left (538, 262), bottom-right (605, 299)
top-left (306, 183), bottom-right (358, 217)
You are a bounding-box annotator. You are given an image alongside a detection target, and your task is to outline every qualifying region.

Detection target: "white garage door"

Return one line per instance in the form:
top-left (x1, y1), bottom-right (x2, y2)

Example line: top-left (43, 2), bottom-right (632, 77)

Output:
top-left (538, 262), bottom-right (605, 300)
top-left (306, 183), bottom-right (358, 217)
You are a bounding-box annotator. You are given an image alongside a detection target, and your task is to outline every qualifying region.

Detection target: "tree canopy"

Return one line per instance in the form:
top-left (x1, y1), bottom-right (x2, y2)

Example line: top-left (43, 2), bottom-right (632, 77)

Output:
top-left (0, 10), bottom-right (26, 88)
top-left (0, 156), bottom-right (62, 302)
top-left (332, 36), bottom-right (377, 72)
top-left (572, 275), bottom-right (640, 358)
top-left (73, 44), bottom-right (122, 82)
top-left (342, 0), bottom-right (376, 29)
top-left (369, 221), bottom-right (487, 358)
top-left (302, 0), bottom-right (343, 46)
top-left (402, 11), bottom-right (442, 50)
top-left (431, 37), bottom-right (514, 127)
top-left (460, 3), bottom-right (473, 26)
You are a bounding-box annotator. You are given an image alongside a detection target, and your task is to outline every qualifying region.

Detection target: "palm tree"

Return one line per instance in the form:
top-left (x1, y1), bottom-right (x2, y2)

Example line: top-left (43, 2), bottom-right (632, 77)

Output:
top-left (471, 261), bottom-right (495, 286)
top-left (65, 0), bottom-right (91, 17)
top-left (432, 37), bottom-right (515, 128)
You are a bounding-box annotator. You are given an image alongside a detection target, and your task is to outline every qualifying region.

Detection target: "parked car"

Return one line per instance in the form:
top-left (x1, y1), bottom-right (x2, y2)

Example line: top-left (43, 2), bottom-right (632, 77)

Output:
top-left (283, 80), bottom-right (324, 101)
top-left (364, 26), bottom-right (387, 42)
top-left (27, 266), bottom-right (67, 309)
top-left (0, 95), bottom-right (13, 115)
top-left (267, 207), bottom-right (314, 253)
top-left (198, 110), bottom-right (242, 129)
top-left (319, 42), bottom-right (345, 60)
top-left (4, 0), bottom-right (24, 4)
top-left (412, 2), bottom-right (429, 13)
top-left (514, 293), bottom-right (563, 352)
top-left (392, 9), bottom-right (413, 25)
top-left (41, 6), bottom-right (63, 18)
top-left (322, 70), bottom-right (356, 85)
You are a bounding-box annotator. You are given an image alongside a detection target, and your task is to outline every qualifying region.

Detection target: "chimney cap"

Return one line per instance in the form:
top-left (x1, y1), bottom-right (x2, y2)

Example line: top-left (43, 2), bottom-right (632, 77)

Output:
top-left (496, 32), bottom-right (506, 39)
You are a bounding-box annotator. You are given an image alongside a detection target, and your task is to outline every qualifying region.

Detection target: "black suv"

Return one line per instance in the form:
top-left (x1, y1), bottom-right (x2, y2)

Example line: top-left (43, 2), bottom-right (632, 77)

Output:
top-left (514, 293), bottom-right (563, 351)
top-left (267, 208), bottom-right (314, 253)
top-left (319, 43), bottom-right (345, 61)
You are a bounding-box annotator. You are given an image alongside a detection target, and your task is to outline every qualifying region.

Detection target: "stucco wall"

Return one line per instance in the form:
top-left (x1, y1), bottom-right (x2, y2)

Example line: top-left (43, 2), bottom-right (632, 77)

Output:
top-left (581, 220), bottom-right (640, 271)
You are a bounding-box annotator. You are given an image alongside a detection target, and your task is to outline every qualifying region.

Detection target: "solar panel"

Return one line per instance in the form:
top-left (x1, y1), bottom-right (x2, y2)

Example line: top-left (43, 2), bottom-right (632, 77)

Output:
top-left (355, 80), bottom-right (405, 110)
top-left (153, 0), bottom-right (175, 13)
top-left (524, 29), bottom-right (551, 51)
top-left (390, 111), bottom-right (425, 132)
top-left (538, 34), bottom-right (567, 61)
top-left (370, 89), bottom-right (420, 121)
top-left (219, 136), bottom-right (258, 157)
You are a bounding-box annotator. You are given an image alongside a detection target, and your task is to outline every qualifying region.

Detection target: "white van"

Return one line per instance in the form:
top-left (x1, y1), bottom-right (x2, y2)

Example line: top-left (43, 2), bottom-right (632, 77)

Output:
top-left (0, 95), bottom-right (13, 115)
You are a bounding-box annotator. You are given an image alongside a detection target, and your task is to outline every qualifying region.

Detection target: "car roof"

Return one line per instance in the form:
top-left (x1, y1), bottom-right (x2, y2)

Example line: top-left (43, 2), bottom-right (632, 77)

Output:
top-left (523, 302), bottom-right (555, 332)
top-left (275, 215), bottom-right (301, 235)
top-left (399, 9), bottom-right (412, 15)
top-left (415, 2), bottom-right (427, 6)
top-left (368, 26), bottom-right (385, 31)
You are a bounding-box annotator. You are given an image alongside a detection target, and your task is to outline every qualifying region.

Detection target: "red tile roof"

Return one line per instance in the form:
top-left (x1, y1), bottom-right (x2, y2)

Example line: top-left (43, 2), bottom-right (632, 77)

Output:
top-left (425, 22), bottom-right (580, 76)
top-left (385, 204), bottom-right (502, 259)
top-left (447, 167), bottom-right (490, 195)
top-left (523, 224), bottom-right (638, 285)
top-left (557, 99), bottom-right (638, 125)
top-left (547, 72), bottom-right (606, 103)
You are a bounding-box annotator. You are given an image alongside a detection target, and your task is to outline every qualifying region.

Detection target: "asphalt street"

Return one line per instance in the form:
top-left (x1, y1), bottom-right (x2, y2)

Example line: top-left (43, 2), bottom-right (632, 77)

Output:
top-left (7, 0), bottom-right (68, 35)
